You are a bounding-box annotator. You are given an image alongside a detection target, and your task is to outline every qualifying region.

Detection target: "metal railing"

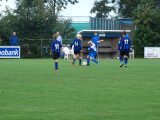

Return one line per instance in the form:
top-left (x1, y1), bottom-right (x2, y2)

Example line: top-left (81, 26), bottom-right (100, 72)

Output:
top-left (90, 17), bottom-right (134, 30)
top-left (19, 39), bottom-right (72, 58)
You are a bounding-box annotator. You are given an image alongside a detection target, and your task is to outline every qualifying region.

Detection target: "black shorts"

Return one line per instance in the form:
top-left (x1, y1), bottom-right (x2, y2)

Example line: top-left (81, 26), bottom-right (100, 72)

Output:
top-left (74, 50), bottom-right (81, 55)
top-left (120, 51), bottom-right (129, 57)
top-left (53, 52), bottom-right (60, 59)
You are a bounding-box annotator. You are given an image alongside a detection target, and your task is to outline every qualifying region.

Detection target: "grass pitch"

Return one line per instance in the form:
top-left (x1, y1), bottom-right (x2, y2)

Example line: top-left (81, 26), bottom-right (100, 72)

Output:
top-left (0, 59), bottom-right (160, 120)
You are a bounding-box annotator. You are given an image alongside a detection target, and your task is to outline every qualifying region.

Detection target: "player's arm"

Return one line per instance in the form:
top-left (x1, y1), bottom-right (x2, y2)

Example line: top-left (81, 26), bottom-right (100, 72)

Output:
top-left (118, 38), bottom-right (122, 51)
top-left (70, 40), bottom-right (74, 49)
top-left (79, 41), bottom-right (83, 52)
top-left (118, 41), bottom-right (121, 51)
top-left (50, 42), bottom-right (54, 55)
top-left (99, 39), bottom-right (105, 43)
top-left (59, 42), bottom-right (62, 51)
top-left (88, 46), bottom-right (91, 51)
top-left (97, 39), bottom-right (104, 43)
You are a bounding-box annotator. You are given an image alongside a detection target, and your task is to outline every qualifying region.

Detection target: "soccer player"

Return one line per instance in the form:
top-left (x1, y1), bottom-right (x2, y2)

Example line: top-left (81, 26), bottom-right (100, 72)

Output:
top-left (51, 33), bottom-right (62, 71)
top-left (70, 34), bottom-right (82, 66)
top-left (118, 31), bottom-right (132, 67)
top-left (92, 32), bottom-right (100, 47)
top-left (87, 41), bottom-right (99, 66)
top-left (118, 38), bottom-right (123, 65)
top-left (91, 32), bottom-right (104, 59)
top-left (9, 32), bottom-right (19, 46)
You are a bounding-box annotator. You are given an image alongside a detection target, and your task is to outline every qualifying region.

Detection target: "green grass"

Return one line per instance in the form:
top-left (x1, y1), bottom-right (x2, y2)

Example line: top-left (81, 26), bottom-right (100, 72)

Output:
top-left (0, 59), bottom-right (160, 120)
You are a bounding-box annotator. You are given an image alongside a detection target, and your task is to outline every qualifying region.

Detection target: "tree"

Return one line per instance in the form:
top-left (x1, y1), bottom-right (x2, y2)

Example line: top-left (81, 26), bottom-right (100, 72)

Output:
top-left (56, 18), bottom-right (76, 39)
top-left (0, 0), bottom-right (78, 58)
top-left (0, 0), bottom-right (78, 39)
top-left (13, 0), bottom-right (52, 38)
top-left (133, 0), bottom-right (160, 56)
top-left (90, 0), bottom-right (116, 18)
top-left (118, 0), bottom-right (140, 18)
top-left (45, 0), bottom-right (78, 16)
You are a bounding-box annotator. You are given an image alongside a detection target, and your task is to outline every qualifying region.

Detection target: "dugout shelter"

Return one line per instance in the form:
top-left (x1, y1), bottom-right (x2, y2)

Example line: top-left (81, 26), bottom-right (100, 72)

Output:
top-left (78, 30), bottom-right (131, 59)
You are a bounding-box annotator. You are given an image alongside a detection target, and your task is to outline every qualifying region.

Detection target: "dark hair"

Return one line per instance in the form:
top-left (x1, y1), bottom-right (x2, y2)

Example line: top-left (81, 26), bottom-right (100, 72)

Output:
top-left (122, 31), bottom-right (126, 35)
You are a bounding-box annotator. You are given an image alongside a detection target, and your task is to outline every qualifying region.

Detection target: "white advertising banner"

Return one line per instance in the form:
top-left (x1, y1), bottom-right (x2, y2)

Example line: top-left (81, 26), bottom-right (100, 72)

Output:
top-left (144, 47), bottom-right (160, 58)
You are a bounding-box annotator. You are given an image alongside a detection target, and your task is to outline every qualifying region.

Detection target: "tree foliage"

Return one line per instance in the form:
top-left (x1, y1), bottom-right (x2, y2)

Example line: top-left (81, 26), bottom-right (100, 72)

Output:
top-left (90, 0), bottom-right (116, 18)
top-left (133, 0), bottom-right (160, 56)
top-left (0, 0), bottom-right (78, 58)
top-left (118, 0), bottom-right (140, 18)
top-left (45, 0), bottom-right (78, 16)
top-left (0, 0), bottom-right (78, 40)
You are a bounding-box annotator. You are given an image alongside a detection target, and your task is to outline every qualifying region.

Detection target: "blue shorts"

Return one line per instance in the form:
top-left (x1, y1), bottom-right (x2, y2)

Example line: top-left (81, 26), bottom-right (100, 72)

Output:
top-left (88, 51), bottom-right (97, 59)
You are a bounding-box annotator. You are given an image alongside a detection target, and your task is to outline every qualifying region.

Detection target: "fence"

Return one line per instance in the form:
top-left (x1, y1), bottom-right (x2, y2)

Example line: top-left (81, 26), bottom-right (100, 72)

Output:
top-left (90, 17), bottom-right (134, 30)
top-left (19, 39), bottom-right (72, 58)
top-left (90, 17), bottom-right (121, 30)
top-left (61, 16), bottom-right (134, 31)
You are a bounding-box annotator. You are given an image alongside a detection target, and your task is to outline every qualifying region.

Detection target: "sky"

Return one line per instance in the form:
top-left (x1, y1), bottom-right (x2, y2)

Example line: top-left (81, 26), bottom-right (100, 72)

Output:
top-left (0, 0), bottom-right (95, 16)
top-left (0, 0), bottom-right (16, 12)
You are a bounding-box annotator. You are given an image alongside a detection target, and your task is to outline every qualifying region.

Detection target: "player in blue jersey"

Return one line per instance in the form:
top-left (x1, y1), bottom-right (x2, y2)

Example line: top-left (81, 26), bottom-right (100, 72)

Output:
top-left (92, 32), bottom-right (104, 59)
top-left (70, 34), bottom-right (83, 66)
top-left (118, 37), bottom-right (123, 65)
top-left (118, 31), bottom-right (132, 67)
top-left (92, 32), bottom-right (100, 47)
top-left (92, 32), bottom-right (104, 46)
top-left (87, 41), bottom-right (99, 66)
top-left (51, 33), bottom-right (62, 71)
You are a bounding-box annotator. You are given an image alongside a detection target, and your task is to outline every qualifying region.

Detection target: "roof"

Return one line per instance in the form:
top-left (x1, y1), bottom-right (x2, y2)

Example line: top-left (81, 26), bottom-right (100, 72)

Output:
top-left (78, 30), bottom-right (131, 34)
top-left (78, 30), bottom-right (131, 38)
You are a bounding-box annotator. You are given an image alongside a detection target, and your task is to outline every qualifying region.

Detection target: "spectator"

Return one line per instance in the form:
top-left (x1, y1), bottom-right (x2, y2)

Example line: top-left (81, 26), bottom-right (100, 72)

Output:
top-left (9, 32), bottom-right (19, 46)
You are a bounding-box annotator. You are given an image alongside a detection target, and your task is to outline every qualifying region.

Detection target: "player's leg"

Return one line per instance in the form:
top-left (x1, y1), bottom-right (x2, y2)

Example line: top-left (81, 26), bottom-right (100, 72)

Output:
top-left (96, 46), bottom-right (99, 60)
top-left (124, 56), bottom-right (128, 67)
top-left (78, 52), bottom-right (82, 66)
top-left (54, 59), bottom-right (58, 70)
top-left (119, 51), bottom-right (124, 67)
top-left (72, 51), bottom-right (77, 65)
top-left (87, 53), bottom-right (91, 66)
top-left (53, 52), bottom-right (59, 71)
top-left (72, 56), bottom-right (77, 65)
top-left (91, 52), bottom-right (98, 64)
top-left (124, 52), bottom-right (129, 67)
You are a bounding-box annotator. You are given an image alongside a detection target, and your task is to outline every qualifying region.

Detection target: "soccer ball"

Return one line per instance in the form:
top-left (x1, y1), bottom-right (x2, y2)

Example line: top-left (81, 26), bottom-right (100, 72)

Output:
top-left (82, 61), bottom-right (87, 66)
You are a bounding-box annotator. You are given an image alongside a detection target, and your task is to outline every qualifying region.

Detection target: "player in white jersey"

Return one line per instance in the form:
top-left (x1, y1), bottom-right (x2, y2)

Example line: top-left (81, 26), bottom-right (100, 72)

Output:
top-left (87, 41), bottom-right (99, 66)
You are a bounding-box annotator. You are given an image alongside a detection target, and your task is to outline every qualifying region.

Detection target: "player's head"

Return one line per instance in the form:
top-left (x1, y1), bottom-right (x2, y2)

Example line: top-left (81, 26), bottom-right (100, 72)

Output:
top-left (88, 41), bottom-right (93, 46)
top-left (76, 34), bottom-right (82, 40)
top-left (122, 31), bottom-right (126, 37)
top-left (56, 32), bottom-right (60, 36)
top-left (94, 32), bottom-right (98, 36)
top-left (13, 32), bottom-right (16, 36)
